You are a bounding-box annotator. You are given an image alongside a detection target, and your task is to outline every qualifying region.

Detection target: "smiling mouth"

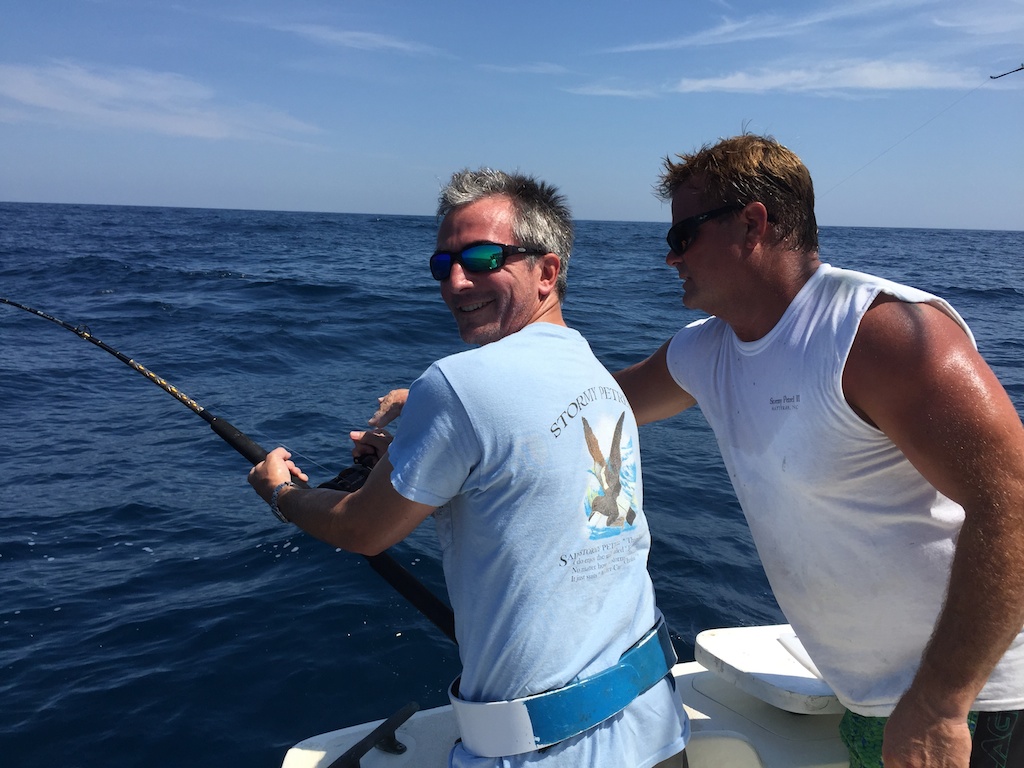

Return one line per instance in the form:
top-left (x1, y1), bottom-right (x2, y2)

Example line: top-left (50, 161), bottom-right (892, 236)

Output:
top-left (458, 300), bottom-right (491, 313)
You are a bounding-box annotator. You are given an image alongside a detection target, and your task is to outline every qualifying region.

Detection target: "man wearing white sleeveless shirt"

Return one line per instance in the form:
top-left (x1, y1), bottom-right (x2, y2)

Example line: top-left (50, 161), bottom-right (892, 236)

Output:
top-left (249, 169), bottom-right (688, 767)
top-left (614, 134), bottom-right (1024, 768)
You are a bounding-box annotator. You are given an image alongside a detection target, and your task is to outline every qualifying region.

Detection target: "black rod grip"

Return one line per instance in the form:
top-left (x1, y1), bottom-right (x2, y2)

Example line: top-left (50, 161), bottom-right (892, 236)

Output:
top-left (208, 416), bottom-right (271, 466)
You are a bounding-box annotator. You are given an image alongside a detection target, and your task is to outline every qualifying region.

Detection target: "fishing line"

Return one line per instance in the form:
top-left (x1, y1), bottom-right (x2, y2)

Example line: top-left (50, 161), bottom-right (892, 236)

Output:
top-left (1, 297), bottom-right (457, 644)
top-left (819, 72), bottom-right (1003, 199)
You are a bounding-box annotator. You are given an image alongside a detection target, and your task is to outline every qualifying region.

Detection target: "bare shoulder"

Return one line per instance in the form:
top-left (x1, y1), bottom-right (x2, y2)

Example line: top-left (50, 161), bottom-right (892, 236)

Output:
top-left (844, 294), bottom-right (1024, 503)
top-left (843, 296), bottom-right (979, 425)
top-left (851, 295), bottom-right (972, 360)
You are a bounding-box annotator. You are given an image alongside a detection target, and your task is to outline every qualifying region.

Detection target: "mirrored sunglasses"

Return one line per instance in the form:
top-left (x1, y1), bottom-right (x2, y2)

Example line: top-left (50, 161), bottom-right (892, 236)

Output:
top-left (430, 243), bottom-right (543, 281)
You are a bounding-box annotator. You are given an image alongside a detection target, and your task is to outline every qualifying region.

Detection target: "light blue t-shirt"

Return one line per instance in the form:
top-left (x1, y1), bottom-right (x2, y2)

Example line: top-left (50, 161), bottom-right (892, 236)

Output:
top-left (387, 322), bottom-right (688, 768)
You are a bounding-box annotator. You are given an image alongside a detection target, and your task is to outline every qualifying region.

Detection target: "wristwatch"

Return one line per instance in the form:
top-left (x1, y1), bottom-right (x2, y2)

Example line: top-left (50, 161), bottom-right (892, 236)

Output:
top-left (269, 481), bottom-right (296, 523)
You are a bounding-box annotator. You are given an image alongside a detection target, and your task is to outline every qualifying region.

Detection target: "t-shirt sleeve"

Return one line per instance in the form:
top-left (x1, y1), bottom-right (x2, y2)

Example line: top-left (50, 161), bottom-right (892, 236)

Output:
top-left (665, 316), bottom-right (712, 394)
top-left (386, 363), bottom-right (481, 508)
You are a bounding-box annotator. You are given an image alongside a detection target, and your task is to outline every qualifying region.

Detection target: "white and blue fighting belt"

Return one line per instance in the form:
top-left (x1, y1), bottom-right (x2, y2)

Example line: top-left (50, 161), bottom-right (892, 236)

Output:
top-left (448, 618), bottom-right (676, 757)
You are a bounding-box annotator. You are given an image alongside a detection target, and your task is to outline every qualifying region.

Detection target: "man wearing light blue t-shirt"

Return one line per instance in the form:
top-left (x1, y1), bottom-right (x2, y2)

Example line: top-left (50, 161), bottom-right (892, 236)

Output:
top-left (248, 168), bottom-right (689, 767)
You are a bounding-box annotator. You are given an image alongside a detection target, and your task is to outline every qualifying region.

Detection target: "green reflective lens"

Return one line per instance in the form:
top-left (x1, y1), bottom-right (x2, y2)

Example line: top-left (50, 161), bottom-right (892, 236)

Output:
top-left (429, 243), bottom-right (542, 280)
top-left (459, 244), bottom-right (503, 271)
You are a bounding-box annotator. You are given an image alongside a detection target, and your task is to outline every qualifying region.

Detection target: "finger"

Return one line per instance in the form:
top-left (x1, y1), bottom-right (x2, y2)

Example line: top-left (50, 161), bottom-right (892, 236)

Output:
top-left (258, 448), bottom-right (296, 484)
top-left (368, 389), bottom-right (408, 427)
top-left (368, 407), bottom-right (391, 427)
top-left (351, 428), bottom-right (388, 444)
top-left (350, 430), bottom-right (375, 455)
top-left (351, 428), bottom-right (393, 464)
top-left (285, 461), bottom-right (309, 483)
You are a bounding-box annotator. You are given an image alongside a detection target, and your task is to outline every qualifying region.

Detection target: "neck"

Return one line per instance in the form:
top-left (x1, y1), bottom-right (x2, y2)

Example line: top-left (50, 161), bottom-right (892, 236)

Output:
top-left (530, 299), bottom-right (567, 329)
top-left (726, 251), bottom-right (820, 342)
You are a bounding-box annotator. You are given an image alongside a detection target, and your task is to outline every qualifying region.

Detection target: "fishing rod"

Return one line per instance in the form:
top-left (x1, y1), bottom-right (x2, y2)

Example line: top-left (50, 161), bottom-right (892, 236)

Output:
top-left (990, 63), bottom-right (1023, 79)
top-left (0, 297), bottom-right (456, 644)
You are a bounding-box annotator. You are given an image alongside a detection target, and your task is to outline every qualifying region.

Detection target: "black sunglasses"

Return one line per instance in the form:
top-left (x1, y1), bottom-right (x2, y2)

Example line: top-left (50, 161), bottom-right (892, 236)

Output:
top-left (430, 242), bottom-right (544, 281)
top-left (665, 205), bottom-right (744, 255)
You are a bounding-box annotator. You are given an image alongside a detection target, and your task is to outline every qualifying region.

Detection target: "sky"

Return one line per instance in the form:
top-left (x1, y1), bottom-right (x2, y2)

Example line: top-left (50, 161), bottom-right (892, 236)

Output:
top-left (1, 0), bottom-right (1022, 230)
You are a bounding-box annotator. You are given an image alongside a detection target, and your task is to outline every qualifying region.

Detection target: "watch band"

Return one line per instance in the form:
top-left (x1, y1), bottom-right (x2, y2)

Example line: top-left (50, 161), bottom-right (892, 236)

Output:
top-left (269, 481), bottom-right (296, 523)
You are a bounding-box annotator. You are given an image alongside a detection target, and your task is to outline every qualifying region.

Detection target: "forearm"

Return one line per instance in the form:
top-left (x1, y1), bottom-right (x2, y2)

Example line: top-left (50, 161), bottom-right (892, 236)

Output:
top-left (258, 453), bottom-right (435, 557)
top-left (908, 496), bottom-right (1024, 714)
top-left (250, 447), bottom-right (409, 556)
top-left (273, 485), bottom-right (374, 552)
top-left (883, 498), bottom-right (1024, 766)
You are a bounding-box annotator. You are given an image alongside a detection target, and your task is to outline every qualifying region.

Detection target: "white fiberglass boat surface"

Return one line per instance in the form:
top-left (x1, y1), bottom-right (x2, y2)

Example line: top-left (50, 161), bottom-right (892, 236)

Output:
top-left (282, 624), bottom-right (849, 768)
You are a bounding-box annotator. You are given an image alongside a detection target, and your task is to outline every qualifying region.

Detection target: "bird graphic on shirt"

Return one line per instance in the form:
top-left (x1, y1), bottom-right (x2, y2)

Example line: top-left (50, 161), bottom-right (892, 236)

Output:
top-left (582, 411), bottom-right (637, 527)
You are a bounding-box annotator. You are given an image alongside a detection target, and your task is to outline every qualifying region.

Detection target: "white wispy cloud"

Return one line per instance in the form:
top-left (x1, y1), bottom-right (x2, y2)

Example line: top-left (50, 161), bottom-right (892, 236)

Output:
top-left (270, 23), bottom-right (441, 56)
top-left (565, 83), bottom-right (659, 99)
top-left (586, 0), bottom-right (1019, 98)
top-left (607, 0), bottom-right (935, 52)
top-left (671, 60), bottom-right (980, 93)
top-left (608, 18), bottom-right (787, 53)
top-left (481, 63), bottom-right (571, 76)
top-left (931, 0), bottom-right (1024, 36)
top-left (0, 60), bottom-right (320, 140)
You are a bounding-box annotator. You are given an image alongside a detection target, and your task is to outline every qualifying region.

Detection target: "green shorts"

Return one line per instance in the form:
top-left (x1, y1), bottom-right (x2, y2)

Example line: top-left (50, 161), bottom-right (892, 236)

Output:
top-left (840, 709), bottom-right (1023, 768)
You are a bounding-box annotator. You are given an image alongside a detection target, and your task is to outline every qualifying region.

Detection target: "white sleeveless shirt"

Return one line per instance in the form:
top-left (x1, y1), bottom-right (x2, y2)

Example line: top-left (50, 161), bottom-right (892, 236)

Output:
top-left (666, 264), bottom-right (1024, 715)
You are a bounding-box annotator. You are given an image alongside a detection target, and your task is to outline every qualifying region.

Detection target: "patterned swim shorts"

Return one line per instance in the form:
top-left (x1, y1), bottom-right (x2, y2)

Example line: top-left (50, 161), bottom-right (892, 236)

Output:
top-left (839, 709), bottom-right (1023, 768)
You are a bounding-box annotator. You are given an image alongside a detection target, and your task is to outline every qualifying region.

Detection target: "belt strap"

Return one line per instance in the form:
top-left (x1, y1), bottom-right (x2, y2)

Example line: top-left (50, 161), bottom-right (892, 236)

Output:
top-left (449, 619), bottom-right (676, 757)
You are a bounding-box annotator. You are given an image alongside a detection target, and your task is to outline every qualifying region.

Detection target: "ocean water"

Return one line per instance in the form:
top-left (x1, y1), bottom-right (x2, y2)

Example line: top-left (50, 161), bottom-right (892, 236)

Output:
top-left (1, 202), bottom-right (1021, 767)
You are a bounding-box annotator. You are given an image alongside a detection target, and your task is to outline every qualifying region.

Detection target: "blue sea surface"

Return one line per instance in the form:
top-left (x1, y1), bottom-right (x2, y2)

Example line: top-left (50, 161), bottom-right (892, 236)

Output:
top-left (1, 203), bottom-right (1022, 767)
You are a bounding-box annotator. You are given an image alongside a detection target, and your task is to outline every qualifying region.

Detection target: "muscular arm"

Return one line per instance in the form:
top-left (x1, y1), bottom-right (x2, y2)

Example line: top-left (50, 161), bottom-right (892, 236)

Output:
top-left (843, 297), bottom-right (1024, 766)
top-left (249, 447), bottom-right (436, 556)
top-left (613, 341), bottom-right (697, 425)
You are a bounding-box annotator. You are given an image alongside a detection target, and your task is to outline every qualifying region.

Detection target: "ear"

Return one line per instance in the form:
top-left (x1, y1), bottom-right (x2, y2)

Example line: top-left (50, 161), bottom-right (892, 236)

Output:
top-left (535, 252), bottom-right (561, 298)
top-left (740, 202), bottom-right (771, 249)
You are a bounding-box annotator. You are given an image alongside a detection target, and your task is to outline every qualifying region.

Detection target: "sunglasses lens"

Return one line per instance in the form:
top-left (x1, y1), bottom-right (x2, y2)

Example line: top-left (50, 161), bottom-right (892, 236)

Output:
top-left (666, 222), bottom-right (689, 254)
top-left (460, 244), bottom-right (504, 272)
top-left (430, 252), bottom-right (452, 280)
top-left (430, 244), bottom-right (506, 280)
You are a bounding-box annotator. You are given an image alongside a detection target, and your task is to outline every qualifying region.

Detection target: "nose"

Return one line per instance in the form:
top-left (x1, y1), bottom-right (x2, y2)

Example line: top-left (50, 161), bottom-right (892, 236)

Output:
top-left (446, 260), bottom-right (474, 289)
top-left (665, 248), bottom-right (683, 267)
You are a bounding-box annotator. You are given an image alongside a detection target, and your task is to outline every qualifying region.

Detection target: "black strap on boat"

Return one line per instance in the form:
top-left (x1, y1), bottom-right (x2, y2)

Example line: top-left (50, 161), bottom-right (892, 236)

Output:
top-left (1, 297), bottom-right (457, 644)
top-left (327, 701), bottom-right (419, 767)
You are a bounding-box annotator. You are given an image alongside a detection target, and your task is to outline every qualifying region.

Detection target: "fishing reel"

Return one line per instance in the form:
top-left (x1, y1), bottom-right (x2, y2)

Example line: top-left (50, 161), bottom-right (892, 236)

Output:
top-left (317, 456), bottom-right (375, 492)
